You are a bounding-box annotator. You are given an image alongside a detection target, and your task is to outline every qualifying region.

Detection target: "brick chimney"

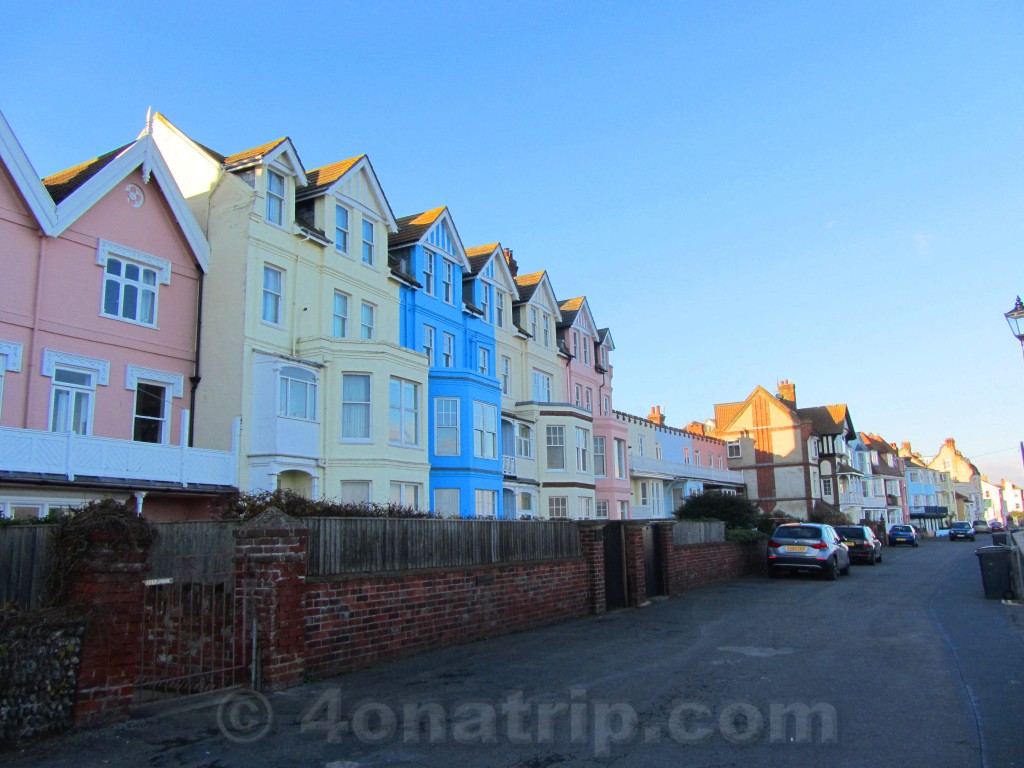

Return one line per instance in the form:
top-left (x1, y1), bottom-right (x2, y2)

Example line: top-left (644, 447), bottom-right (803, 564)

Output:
top-left (776, 379), bottom-right (796, 406)
top-left (944, 437), bottom-right (955, 449)
top-left (901, 441), bottom-right (912, 454)
top-left (503, 247), bottom-right (518, 277)
top-left (648, 406), bottom-right (666, 426)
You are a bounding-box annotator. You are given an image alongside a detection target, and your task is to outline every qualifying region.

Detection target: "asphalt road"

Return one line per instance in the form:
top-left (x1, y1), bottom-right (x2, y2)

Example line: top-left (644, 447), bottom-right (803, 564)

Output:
top-left (9, 536), bottom-right (1024, 767)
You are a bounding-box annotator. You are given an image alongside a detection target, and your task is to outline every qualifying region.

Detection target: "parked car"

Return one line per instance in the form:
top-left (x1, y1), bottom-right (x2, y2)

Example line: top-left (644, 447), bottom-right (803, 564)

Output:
top-left (972, 520), bottom-right (991, 534)
top-left (767, 523), bottom-right (851, 580)
top-left (989, 520), bottom-right (1006, 533)
top-left (949, 521), bottom-right (976, 541)
top-left (888, 524), bottom-right (919, 547)
top-left (836, 525), bottom-right (883, 565)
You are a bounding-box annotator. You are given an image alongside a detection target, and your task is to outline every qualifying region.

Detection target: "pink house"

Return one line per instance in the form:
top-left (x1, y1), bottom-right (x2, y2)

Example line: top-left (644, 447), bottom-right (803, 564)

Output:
top-left (0, 111), bottom-right (236, 520)
top-left (558, 297), bottom-right (630, 519)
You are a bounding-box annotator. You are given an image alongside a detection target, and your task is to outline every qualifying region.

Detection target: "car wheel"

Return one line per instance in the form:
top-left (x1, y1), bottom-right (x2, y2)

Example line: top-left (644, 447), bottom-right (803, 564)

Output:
top-left (825, 557), bottom-right (839, 581)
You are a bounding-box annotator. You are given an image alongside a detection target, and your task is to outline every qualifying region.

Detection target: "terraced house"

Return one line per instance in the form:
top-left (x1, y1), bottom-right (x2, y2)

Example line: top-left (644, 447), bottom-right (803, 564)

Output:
top-left (388, 207), bottom-right (502, 517)
top-left (150, 114), bottom-right (431, 505)
top-left (0, 111), bottom-right (236, 520)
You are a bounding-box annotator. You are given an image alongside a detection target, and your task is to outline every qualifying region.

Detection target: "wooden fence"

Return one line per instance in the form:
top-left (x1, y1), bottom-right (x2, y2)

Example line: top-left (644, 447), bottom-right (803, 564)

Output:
top-left (673, 521), bottom-right (725, 546)
top-left (306, 517), bottom-right (582, 577)
top-left (148, 521), bottom-right (239, 580)
top-left (0, 524), bottom-right (54, 610)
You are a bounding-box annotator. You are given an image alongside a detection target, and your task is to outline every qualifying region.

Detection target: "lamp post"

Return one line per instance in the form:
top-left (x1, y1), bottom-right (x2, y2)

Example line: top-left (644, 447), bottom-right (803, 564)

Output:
top-left (1005, 297), bottom-right (1024, 360)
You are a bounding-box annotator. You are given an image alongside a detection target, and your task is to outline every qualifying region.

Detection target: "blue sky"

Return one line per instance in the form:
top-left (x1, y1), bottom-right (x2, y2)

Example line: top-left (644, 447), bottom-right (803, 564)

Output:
top-left (4, 1), bottom-right (1024, 485)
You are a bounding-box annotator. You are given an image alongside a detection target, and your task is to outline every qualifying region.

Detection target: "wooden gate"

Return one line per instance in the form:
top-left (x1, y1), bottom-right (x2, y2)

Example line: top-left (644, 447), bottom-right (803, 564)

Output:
top-left (603, 522), bottom-right (628, 610)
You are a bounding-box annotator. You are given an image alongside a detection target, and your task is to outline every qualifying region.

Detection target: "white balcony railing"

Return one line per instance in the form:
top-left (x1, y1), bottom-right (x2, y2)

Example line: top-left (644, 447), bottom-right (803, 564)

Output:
top-left (0, 422), bottom-right (238, 488)
top-left (629, 455), bottom-right (745, 486)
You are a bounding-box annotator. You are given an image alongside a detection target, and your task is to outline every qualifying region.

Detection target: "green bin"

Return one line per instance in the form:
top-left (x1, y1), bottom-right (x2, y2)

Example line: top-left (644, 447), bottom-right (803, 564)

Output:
top-left (975, 545), bottom-right (1013, 600)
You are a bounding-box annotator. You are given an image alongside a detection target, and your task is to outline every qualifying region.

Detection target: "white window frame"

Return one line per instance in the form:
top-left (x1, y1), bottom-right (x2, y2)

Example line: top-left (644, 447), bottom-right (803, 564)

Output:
top-left (132, 381), bottom-right (169, 444)
top-left (579, 496), bottom-right (593, 519)
top-left (101, 252), bottom-right (162, 327)
top-left (49, 366), bottom-right (96, 435)
top-left (516, 423), bottom-right (534, 459)
top-left (594, 436), bottom-right (606, 477)
top-left (500, 356), bottom-right (511, 395)
top-left (575, 427), bottom-right (589, 472)
top-left (335, 204), bottom-right (349, 254)
top-left (341, 373), bottom-right (372, 441)
top-left (614, 438), bottom-right (626, 479)
top-left (822, 477), bottom-right (834, 496)
top-left (603, 395), bottom-right (610, 416)
top-left (262, 265), bottom-right (283, 325)
top-left (532, 370), bottom-right (552, 402)
top-left (546, 425), bottom-right (566, 470)
top-left (279, 365), bottom-right (317, 422)
top-left (442, 333), bottom-right (455, 368)
top-left (423, 250), bottom-right (435, 294)
top-left (266, 169), bottom-right (285, 226)
top-left (361, 219), bottom-right (375, 265)
top-left (360, 301), bottom-right (376, 340)
top-left (390, 481), bottom-right (420, 509)
top-left (583, 337), bottom-right (590, 365)
top-left (572, 331), bottom-right (579, 358)
top-left (481, 285), bottom-right (491, 323)
top-left (478, 347), bottom-right (489, 375)
top-left (340, 480), bottom-right (371, 504)
top-left (596, 500), bottom-right (609, 519)
top-left (542, 315), bottom-right (551, 346)
top-left (473, 400), bottom-right (498, 459)
top-left (496, 291), bottom-right (505, 328)
top-left (434, 397), bottom-right (460, 456)
top-left (434, 488), bottom-right (460, 518)
top-left (530, 308), bottom-right (538, 338)
top-left (475, 489), bottom-right (497, 518)
top-left (423, 325), bottom-right (435, 365)
top-left (389, 377), bottom-right (419, 447)
top-left (585, 389), bottom-right (592, 412)
top-left (442, 259), bottom-right (454, 304)
top-left (574, 384), bottom-right (582, 407)
top-left (727, 440), bottom-right (741, 459)
top-left (548, 496), bottom-right (568, 519)
top-left (332, 291), bottom-right (349, 338)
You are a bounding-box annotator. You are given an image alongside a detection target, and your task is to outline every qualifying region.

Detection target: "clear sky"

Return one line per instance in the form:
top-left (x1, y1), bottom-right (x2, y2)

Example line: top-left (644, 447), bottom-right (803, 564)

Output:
top-left (3, 1), bottom-right (1024, 485)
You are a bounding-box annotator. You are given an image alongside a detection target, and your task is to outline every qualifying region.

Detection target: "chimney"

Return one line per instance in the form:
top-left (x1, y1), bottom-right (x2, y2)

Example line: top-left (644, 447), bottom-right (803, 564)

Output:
top-left (944, 437), bottom-right (955, 449)
top-left (503, 247), bottom-right (518, 277)
top-left (776, 379), bottom-right (796, 406)
top-left (901, 441), bottom-right (912, 454)
top-left (648, 406), bottom-right (666, 426)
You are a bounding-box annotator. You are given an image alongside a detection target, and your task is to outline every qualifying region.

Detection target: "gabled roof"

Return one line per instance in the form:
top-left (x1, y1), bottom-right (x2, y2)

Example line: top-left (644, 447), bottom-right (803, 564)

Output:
top-left (558, 296), bottom-right (584, 327)
top-left (796, 404), bottom-right (855, 439)
top-left (298, 154), bottom-right (397, 232)
top-left (42, 144), bottom-right (132, 203)
top-left (514, 271), bottom-right (545, 302)
top-left (389, 206), bottom-right (469, 268)
top-left (462, 242), bottom-right (518, 294)
top-left (223, 137), bottom-right (288, 167)
top-left (0, 110), bottom-right (209, 270)
top-left (598, 328), bottom-right (615, 350)
top-left (714, 385), bottom-right (799, 434)
top-left (465, 243), bottom-right (498, 276)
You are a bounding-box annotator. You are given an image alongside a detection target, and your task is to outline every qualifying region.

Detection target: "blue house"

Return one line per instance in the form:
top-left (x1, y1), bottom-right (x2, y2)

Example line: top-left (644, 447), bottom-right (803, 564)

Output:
top-left (388, 207), bottom-right (503, 518)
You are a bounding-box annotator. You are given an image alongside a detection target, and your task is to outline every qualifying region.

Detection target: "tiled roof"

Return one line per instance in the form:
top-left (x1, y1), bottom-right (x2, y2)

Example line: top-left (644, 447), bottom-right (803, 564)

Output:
top-left (558, 296), bottom-right (585, 327)
top-left (301, 156), bottom-right (364, 197)
top-left (514, 271), bottom-right (545, 302)
top-left (41, 144), bottom-right (131, 203)
top-left (465, 243), bottom-right (499, 257)
top-left (714, 402), bottom-right (745, 429)
top-left (466, 254), bottom-right (491, 276)
top-left (796, 405), bottom-right (850, 436)
top-left (390, 206), bottom-right (447, 248)
top-left (223, 137), bottom-right (288, 167)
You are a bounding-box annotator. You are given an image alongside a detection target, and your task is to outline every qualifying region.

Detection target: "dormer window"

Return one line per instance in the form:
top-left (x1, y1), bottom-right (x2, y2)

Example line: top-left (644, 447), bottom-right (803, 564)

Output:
top-left (362, 220), bottom-right (375, 265)
top-left (543, 315), bottom-right (551, 346)
top-left (266, 170), bottom-right (285, 226)
top-left (335, 205), bottom-right (349, 254)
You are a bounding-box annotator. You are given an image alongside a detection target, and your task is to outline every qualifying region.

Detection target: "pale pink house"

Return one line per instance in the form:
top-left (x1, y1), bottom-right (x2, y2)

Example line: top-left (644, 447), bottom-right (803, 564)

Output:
top-left (558, 297), bottom-right (630, 519)
top-left (0, 111), bottom-right (236, 520)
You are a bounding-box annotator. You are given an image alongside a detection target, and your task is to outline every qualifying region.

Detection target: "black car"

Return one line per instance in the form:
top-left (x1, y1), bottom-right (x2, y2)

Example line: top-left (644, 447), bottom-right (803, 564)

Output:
top-left (949, 521), bottom-right (976, 541)
top-left (836, 525), bottom-right (883, 565)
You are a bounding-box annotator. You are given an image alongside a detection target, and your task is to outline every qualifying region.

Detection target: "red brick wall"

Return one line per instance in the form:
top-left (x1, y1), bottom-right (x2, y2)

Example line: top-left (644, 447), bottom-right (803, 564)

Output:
top-left (304, 559), bottom-right (588, 679)
top-left (663, 541), bottom-right (761, 594)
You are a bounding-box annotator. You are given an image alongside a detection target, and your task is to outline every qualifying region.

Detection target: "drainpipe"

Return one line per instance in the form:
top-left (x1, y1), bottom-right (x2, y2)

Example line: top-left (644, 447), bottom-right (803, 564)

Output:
top-left (188, 273), bottom-right (204, 447)
top-left (24, 232), bottom-right (47, 425)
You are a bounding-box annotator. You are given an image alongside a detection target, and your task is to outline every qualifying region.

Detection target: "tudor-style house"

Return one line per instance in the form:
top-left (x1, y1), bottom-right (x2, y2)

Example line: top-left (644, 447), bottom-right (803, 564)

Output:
top-left (0, 110), bottom-right (236, 520)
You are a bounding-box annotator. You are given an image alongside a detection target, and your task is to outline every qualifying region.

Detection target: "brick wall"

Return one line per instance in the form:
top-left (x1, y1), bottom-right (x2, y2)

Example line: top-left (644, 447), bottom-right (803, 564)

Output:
top-left (304, 559), bottom-right (588, 679)
top-left (663, 540), bottom-right (761, 594)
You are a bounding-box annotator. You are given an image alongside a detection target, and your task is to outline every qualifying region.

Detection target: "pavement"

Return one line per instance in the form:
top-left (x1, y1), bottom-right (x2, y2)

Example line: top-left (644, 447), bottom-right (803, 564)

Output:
top-left (6, 536), bottom-right (1024, 768)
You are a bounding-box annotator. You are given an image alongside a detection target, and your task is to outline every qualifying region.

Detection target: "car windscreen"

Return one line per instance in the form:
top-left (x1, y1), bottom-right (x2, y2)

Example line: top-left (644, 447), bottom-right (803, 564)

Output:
top-left (837, 528), bottom-right (865, 539)
top-left (952, 523), bottom-right (971, 529)
top-left (891, 526), bottom-right (911, 533)
top-left (773, 527), bottom-right (822, 540)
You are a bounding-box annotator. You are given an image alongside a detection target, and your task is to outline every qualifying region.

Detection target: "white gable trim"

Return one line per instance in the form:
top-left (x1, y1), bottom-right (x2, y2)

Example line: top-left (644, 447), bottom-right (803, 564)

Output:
top-left (0, 110), bottom-right (57, 230)
top-left (529, 274), bottom-right (560, 315)
top-left (326, 156), bottom-right (398, 232)
top-left (427, 209), bottom-right (469, 269)
top-left (263, 140), bottom-right (307, 187)
top-left (472, 245), bottom-right (518, 293)
top-left (50, 137), bottom-right (210, 272)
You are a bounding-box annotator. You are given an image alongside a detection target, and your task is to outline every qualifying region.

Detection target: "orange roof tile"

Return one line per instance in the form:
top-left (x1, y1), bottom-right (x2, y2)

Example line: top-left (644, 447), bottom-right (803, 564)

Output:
top-left (391, 206), bottom-right (448, 248)
top-left (465, 243), bottom-right (500, 257)
top-left (304, 156), bottom-right (363, 191)
top-left (223, 137), bottom-right (288, 166)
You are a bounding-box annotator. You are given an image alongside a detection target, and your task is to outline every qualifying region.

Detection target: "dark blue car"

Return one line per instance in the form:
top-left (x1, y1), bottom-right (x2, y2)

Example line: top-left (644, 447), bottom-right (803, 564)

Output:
top-left (888, 524), bottom-right (919, 547)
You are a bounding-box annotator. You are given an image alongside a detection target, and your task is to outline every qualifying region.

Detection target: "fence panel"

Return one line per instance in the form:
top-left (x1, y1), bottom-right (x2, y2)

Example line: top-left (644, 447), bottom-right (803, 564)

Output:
top-left (0, 524), bottom-right (54, 610)
top-left (148, 521), bottom-right (239, 580)
top-left (673, 521), bottom-right (726, 546)
top-left (307, 518), bottom-right (581, 576)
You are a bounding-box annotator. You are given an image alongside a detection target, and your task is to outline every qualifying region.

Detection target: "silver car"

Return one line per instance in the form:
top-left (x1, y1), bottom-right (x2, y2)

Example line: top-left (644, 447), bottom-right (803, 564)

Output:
top-left (767, 523), bottom-right (851, 580)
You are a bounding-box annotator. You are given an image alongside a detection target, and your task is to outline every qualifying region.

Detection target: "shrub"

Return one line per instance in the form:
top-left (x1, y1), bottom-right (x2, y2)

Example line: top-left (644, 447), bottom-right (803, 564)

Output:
top-left (674, 493), bottom-right (761, 530)
top-left (209, 489), bottom-right (430, 521)
top-left (725, 528), bottom-right (768, 544)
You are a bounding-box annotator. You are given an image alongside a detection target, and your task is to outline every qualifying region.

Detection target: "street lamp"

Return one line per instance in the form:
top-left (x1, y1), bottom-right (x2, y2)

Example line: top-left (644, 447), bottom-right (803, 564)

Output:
top-left (1005, 297), bottom-right (1024, 357)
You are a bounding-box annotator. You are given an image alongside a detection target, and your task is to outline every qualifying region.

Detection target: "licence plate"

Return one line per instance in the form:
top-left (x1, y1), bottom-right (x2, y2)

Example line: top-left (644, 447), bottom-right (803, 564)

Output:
top-left (783, 545), bottom-right (808, 552)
